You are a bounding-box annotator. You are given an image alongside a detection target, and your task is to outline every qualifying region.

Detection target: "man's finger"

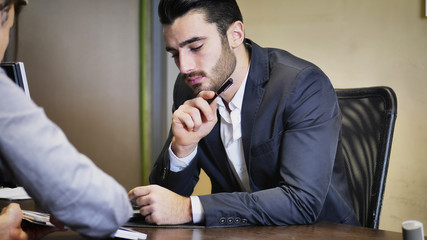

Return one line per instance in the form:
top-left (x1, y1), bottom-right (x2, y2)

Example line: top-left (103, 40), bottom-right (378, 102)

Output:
top-left (4, 203), bottom-right (22, 222)
top-left (139, 205), bottom-right (153, 217)
top-left (190, 97), bottom-right (215, 122)
top-left (128, 186), bottom-right (151, 200)
top-left (197, 90), bottom-right (216, 100)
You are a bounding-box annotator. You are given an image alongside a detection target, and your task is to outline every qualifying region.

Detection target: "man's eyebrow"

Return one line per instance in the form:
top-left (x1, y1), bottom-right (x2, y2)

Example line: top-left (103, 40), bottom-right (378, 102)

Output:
top-left (165, 37), bottom-right (206, 52)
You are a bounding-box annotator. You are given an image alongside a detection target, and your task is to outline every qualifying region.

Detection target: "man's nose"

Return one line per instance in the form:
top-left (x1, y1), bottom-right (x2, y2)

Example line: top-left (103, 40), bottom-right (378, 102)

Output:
top-left (178, 51), bottom-right (195, 74)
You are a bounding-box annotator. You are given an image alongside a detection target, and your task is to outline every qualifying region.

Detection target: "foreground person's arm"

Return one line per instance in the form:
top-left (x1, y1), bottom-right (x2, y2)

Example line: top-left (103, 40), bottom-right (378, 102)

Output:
top-left (0, 74), bottom-right (133, 238)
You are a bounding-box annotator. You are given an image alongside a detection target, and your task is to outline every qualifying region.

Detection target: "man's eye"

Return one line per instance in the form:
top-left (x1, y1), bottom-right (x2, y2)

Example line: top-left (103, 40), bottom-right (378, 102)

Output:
top-left (191, 45), bottom-right (203, 52)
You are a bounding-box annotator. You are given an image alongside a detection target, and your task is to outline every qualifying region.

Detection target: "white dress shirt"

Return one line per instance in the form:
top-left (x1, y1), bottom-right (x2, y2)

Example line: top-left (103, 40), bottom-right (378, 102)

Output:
top-left (217, 76), bottom-right (250, 192)
top-left (168, 69), bottom-right (250, 224)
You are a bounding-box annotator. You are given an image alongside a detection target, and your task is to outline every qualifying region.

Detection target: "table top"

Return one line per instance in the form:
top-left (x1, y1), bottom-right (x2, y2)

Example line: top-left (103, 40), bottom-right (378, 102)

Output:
top-left (41, 221), bottom-right (419, 240)
top-left (2, 200), bottom-right (424, 240)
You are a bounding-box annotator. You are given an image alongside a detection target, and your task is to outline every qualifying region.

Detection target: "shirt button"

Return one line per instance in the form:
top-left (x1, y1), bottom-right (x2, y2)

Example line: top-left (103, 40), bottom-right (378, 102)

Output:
top-left (219, 217), bottom-right (226, 224)
top-left (227, 217), bottom-right (234, 224)
top-left (235, 217), bottom-right (241, 223)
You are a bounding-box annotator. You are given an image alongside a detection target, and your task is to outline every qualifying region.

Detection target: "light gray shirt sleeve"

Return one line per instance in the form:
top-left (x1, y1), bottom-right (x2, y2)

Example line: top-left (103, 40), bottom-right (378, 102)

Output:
top-left (0, 70), bottom-right (133, 238)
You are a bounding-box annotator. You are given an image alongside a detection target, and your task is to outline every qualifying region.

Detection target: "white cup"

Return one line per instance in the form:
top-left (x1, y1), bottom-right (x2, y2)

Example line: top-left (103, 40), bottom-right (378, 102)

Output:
top-left (402, 220), bottom-right (424, 240)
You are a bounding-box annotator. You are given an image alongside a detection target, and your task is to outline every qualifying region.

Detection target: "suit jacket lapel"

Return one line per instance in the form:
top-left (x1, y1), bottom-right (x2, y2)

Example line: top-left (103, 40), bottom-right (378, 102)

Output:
top-left (241, 39), bottom-right (269, 179)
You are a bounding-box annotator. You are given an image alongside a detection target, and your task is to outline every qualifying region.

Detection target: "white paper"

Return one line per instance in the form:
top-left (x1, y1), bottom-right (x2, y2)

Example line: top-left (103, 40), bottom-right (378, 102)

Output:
top-left (0, 187), bottom-right (31, 200)
top-left (113, 227), bottom-right (147, 240)
top-left (22, 210), bottom-right (55, 227)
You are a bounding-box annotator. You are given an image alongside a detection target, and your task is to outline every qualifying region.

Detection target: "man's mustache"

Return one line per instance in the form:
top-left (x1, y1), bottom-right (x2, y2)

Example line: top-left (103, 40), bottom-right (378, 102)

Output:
top-left (182, 71), bottom-right (207, 79)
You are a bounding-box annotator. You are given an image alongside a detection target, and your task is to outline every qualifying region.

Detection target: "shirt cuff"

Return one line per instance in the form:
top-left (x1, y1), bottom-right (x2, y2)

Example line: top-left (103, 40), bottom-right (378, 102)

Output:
top-left (190, 196), bottom-right (205, 224)
top-left (168, 143), bottom-right (197, 172)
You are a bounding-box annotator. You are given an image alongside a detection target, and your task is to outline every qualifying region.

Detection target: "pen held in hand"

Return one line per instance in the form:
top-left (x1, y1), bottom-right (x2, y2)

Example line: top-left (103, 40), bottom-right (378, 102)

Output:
top-left (207, 78), bottom-right (233, 104)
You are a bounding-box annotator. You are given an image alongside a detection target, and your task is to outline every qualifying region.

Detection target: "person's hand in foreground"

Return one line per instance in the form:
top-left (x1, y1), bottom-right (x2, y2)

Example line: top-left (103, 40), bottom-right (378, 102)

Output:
top-left (1, 203), bottom-right (66, 240)
top-left (0, 203), bottom-right (28, 240)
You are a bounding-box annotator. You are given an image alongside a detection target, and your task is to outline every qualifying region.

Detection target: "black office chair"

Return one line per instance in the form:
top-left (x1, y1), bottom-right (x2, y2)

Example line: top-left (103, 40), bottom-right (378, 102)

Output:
top-left (335, 86), bottom-right (397, 229)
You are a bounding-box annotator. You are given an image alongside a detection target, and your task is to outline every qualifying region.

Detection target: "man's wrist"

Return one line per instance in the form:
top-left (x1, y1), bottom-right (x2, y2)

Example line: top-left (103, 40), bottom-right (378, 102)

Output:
top-left (171, 137), bottom-right (198, 158)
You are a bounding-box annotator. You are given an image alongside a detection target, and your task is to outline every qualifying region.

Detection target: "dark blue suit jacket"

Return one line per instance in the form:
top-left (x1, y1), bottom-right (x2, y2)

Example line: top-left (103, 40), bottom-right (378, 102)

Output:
top-left (150, 39), bottom-right (359, 227)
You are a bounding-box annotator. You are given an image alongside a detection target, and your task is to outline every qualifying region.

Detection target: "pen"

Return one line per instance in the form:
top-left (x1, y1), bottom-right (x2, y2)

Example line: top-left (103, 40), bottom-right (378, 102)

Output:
top-left (207, 78), bottom-right (233, 104)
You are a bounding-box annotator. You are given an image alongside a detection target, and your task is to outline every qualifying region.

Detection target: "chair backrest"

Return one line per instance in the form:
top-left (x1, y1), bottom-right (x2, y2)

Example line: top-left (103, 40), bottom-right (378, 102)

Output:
top-left (335, 86), bottom-right (397, 229)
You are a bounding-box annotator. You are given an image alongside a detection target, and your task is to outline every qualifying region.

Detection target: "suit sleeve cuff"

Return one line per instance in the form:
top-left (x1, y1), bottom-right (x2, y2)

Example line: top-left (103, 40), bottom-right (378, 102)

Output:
top-left (190, 196), bottom-right (205, 224)
top-left (168, 143), bottom-right (198, 172)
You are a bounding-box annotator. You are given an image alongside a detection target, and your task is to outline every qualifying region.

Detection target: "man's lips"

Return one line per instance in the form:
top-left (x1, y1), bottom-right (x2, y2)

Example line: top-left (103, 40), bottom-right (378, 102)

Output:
top-left (186, 76), bottom-right (204, 86)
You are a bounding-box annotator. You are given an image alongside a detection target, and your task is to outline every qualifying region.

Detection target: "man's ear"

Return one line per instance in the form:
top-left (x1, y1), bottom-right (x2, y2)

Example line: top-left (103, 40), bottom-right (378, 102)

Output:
top-left (227, 21), bottom-right (245, 49)
top-left (0, 10), bottom-right (8, 25)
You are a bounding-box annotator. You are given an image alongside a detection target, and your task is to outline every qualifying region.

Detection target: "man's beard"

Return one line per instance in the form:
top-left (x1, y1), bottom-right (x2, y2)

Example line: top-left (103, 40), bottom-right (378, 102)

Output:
top-left (184, 39), bottom-right (236, 95)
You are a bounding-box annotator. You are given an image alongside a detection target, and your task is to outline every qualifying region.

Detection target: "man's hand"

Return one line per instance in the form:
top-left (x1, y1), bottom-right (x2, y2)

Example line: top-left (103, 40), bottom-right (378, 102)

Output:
top-left (128, 185), bottom-right (192, 225)
top-left (0, 203), bottom-right (28, 240)
top-left (171, 91), bottom-right (218, 158)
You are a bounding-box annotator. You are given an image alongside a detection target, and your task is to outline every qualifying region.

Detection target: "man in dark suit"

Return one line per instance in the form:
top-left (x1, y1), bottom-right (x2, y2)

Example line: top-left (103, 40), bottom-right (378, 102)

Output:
top-left (129, 0), bottom-right (359, 227)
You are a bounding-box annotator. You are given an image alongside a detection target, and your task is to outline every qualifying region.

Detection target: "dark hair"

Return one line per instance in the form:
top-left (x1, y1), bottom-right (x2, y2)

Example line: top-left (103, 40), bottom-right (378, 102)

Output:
top-left (0, 0), bottom-right (27, 25)
top-left (158, 0), bottom-right (243, 36)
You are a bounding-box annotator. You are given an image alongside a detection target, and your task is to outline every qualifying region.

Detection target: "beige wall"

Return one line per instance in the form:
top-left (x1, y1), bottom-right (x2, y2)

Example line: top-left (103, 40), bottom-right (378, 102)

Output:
top-left (195, 0), bottom-right (427, 234)
top-left (16, 0), bottom-right (141, 190)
